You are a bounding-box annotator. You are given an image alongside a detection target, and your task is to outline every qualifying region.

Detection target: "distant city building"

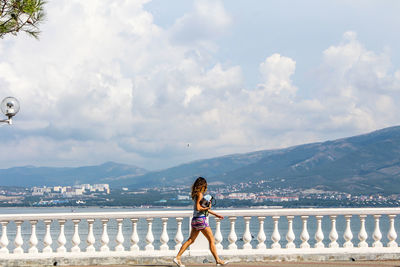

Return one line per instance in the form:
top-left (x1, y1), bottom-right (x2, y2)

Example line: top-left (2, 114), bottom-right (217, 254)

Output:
top-left (53, 186), bottom-right (62, 192)
top-left (227, 193), bottom-right (257, 200)
top-left (32, 186), bottom-right (51, 196)
top-left (31, 183), bottom-right (110, 197)
top-left (263, 196), bottom-right (299, 202)
top-left (215, 193), bottom-right (224, 199)
top-left (177, 195), bottom-right (190, 200)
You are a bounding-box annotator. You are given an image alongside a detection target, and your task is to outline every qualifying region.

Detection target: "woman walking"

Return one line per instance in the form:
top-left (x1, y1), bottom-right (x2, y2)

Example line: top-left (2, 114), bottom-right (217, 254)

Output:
top-left (173, 177), bottom-right (229, 267)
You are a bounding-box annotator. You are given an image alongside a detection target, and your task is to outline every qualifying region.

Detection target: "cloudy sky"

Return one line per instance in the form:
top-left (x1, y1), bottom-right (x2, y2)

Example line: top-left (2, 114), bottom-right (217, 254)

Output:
top-left (1, 0), bottom-right (400, 170)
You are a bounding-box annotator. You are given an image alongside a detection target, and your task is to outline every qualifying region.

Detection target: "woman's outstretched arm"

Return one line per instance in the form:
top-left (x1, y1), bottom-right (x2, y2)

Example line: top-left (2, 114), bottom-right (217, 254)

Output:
top-left (208, 209), bottom-right (224, 219)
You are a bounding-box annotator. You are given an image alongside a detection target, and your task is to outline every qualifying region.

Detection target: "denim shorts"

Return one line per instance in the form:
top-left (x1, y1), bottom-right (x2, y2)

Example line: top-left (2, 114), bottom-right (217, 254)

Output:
top-left (191, 216), bottom-right (209, 230)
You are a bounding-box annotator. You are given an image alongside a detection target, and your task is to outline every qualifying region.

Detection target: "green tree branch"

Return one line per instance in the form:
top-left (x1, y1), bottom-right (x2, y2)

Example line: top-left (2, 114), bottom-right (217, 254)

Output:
top-left (0, 0), bottom-right (46, 39)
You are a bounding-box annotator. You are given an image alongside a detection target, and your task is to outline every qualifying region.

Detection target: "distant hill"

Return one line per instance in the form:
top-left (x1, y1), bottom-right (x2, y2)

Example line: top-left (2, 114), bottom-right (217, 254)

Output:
top-left (2, 126), bottom-right (400, 194)
top-left (121, 149), bottom-right (281, 188)
top-left (0, 162), bottom-right (147, 187)
top-left (126, 126), bottom-right (400, 194)
top-left (216, 126), bottom-right (400, 194)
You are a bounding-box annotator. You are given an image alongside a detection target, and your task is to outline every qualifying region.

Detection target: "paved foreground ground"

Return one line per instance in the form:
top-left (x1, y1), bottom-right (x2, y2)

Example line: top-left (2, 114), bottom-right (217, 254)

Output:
top-left (66, 261), bottom-right (400, 267)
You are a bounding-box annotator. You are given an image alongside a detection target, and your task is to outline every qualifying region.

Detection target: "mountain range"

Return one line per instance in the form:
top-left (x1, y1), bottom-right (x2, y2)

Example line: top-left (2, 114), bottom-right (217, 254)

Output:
top-left (1, 126), bottom-right (400, 194)
top-left (0, 162), bottom-right (146, 187)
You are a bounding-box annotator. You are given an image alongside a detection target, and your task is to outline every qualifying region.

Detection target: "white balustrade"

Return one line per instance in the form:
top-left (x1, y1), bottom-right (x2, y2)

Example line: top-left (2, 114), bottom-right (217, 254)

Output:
top-left (100, 219), bottom-right (110, 252)
top-left (13, 220), bottom-right (23, 254)
top-left (0, 208), bottom-right (400, 260)
top-left (214, 217), bottom-right (223, 250)
top-left (43, 219), bottom-right (53, 253)
top-left (256, 216), bottom-right (266, 249)
top-left (286, 216), bottom-right (295, 249)
top-left (174, 217), bottom-right (183, 251)
top-left (300, 216), bottom-right (310, 249)
top-left (329, 215), bottom-right (339, 248)
top-left (343, 215), bottom-right (353, 248)
top-left (71, 219), bottom-right (81, 253)
top-left (372, 215), bottom-right (383, 248)
top-left (387, 215), bottom-right (397, 248)
top-left (130, 218), bottom-right (140, 251)
top-left (358, 215), bottom-right (368, 248)
top-left (271, 216), bottom-right (281, 249)
top-left (160, 218), bottom-right (169, 250)
top-left (242, 216), bottom-right (252, 249)
top-left (228, 216), bottom-right (237, 250)
top-left (29, 220), bottom-right (38, 254)
top-left (314, 215), bottom-right (324, 248)
top-left (86, 219), bottom-right (96, 252)
top-left (145, 218), bottom-right (154, 251)
top-left (0, 221), bottom-right (9, 254)
top-left (57, 219), bottom-right (67, 253)
top-left (115, 218), bottom-right (125, 251)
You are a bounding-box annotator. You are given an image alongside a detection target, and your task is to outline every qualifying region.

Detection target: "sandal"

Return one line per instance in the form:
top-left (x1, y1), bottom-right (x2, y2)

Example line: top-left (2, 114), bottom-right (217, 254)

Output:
top-left (173, 257), bottom-right (185, 267)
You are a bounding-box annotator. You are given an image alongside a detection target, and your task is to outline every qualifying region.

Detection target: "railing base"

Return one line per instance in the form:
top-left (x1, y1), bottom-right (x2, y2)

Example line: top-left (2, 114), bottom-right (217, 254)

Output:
top-left (1, 248), bottom-right (400, 266)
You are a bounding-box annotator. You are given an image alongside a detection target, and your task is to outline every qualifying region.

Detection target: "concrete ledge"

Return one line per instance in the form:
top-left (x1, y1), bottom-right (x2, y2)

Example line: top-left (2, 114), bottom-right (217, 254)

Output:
top-left (1, 249), bottom-right (400, 267)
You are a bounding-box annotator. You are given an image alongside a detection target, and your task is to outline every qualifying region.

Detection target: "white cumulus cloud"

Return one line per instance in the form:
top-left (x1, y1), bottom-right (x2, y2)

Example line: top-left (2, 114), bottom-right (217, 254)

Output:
top-left (316, 31), bottom-right (400, 134)
top-left (170, 0), bottom-right (232, 46)
top-left (1, 0), bottom-right (400, 171)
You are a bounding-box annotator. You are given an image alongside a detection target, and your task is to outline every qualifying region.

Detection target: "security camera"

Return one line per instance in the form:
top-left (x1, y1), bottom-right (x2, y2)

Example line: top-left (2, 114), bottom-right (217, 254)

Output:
top-left (6, 102), bottom-right (15, 116)
top-left (1, 97), bottom-right (20, 124)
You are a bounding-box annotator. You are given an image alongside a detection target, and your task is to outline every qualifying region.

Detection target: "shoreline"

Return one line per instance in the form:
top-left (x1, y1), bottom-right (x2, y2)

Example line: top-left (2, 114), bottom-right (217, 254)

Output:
top-left (0, 205), bottom-right (283, 209)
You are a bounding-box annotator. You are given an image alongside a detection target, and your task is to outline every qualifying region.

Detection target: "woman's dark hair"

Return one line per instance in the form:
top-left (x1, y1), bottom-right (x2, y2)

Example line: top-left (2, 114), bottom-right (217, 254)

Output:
top-left (191, 177), bottom-right (207, 200)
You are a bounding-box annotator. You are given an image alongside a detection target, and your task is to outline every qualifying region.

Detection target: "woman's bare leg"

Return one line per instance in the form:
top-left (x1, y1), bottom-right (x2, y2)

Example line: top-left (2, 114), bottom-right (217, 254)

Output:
top-left (175, 228), bottom-right (200, 261)
top-left (201, 227), bottom-right (224, 264)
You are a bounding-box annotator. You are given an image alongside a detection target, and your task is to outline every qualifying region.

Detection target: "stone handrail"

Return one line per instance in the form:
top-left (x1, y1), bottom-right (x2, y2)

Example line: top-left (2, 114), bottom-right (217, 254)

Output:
top-left (1, 207), bottom-right (400, 263)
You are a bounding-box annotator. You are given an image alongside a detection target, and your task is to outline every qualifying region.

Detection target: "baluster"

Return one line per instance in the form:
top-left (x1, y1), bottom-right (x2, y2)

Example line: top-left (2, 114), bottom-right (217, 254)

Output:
top-left (358, 215), bottom-right (368, 248)
top-left (28, 220), bottom-right (38, 254)
top-left (174, 218), bottom-right (184, 251)
top-left (271, 216), bottom-right (281, 249)
top-left (130, 218), bottom-right (140, 251)
top-left (300, 216), bottom-right (310, 249)
top-left (160, 218), bottom-right (169, 250)
top-left (214, 217), bottom-right (223, 250)
top-left (343, 215), bottom-right (353, 248)
top-left (145, 218), bottom-right (154, 251)
top-left (285, 216), bottom-right (295, 249)
top-left (115, 218), bottom-right (125, 251)
top-left (228, 216), bottom-right (237, 250)
top-left (43, 219), bottom-right (53, 253)
top-left (329, 215), bottom-right (339, 248)
top-left (243, 216), bottom-right (252, 250)
top-left (257, 216), bottom-right (266, 249)
top-left (314, 215), bottom-right (324, 248)
top-left (13, 220), bottom-right (24, 254)
top-left (100, 219), bottom-right (110, 252)
top-left (0, 221), bottom-right (9, 254)
top-left (86, 219), bottom-right (96, 252)
top-left (372, 215), bottom-right (382, 248)
top-left (57, 219), bottom-right (67, 253)
top-left (387, 215), bottom-right (398, 248)
top-left (71, 219), bottom-right (81, 253)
